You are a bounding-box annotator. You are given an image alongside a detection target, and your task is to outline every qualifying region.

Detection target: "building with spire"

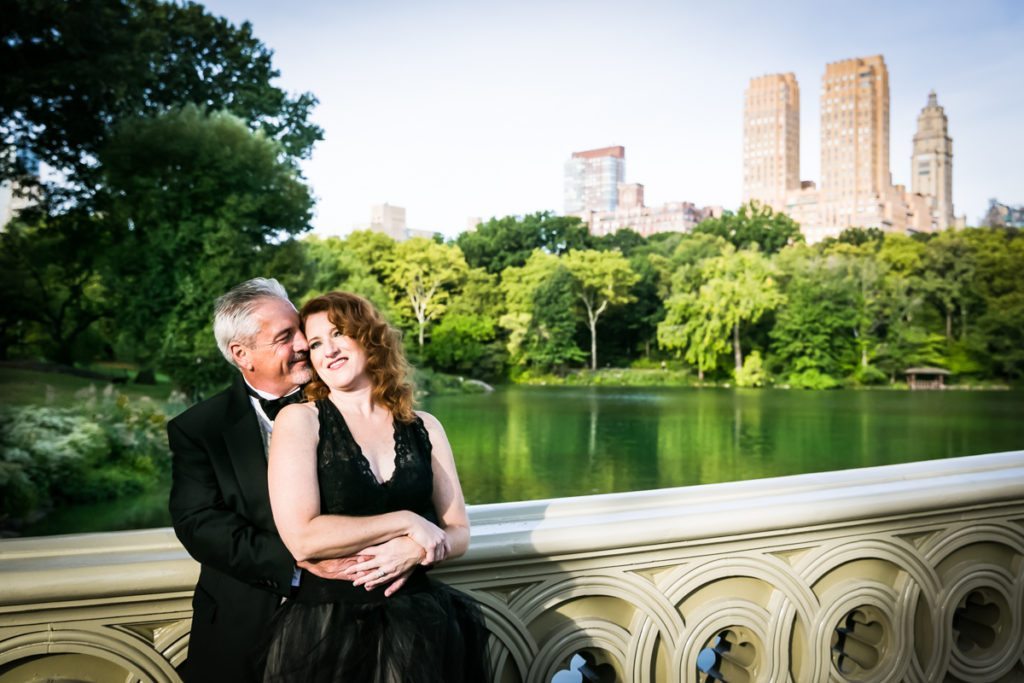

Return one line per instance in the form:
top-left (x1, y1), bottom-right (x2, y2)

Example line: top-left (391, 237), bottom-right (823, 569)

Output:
top-left (911, 91), bottom-right (955, 230)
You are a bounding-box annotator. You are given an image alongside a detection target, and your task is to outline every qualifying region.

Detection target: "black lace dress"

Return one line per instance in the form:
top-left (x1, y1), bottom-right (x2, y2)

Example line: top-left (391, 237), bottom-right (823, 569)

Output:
top-left (262, 400), bottom-right (490, 683)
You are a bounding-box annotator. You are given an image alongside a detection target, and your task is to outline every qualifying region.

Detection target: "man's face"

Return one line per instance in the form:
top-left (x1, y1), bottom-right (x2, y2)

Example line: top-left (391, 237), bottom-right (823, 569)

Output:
top-left (231, 297), bottom-right (312, 396)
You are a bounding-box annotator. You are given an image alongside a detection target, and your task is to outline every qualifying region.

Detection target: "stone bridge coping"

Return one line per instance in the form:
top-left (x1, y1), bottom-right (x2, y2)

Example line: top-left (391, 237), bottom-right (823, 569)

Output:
top-left (3, 450), bottom-right (1022, 607)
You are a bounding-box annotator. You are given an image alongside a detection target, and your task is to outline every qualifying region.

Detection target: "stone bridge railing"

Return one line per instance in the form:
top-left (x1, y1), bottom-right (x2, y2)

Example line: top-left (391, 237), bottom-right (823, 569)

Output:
top-left (1, 451), bottom-right (1022, 682)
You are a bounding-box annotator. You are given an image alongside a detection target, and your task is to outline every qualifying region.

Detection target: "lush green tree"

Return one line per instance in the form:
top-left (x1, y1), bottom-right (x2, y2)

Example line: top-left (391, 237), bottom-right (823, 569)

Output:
top-left (657, 285), bottom-right (729, 381)
top-left (1, 1), bottom-right (320, 376)
top-left (770, 253), bottom-right (858, 378)
top-left (0, 214), bottom-right (109, 363)
top-left (656, 239), bottom-right (735, 380)
top-left (969, 229), bottom-right (1024, 377)
top-left (593, 252), bottom-right (667, 363)
top-left (293, 236), bottom-right (391, 311)
top-left (921, 229), bottom-right (978, 341)
top-left (822, 243), bottom-right (926, 380)
top-left (425, 268), bottom-right (507, 378)
top-left (876, 233), bottom-right (926, 275)
top-left (708, 249), bottom-right (784, 372)
top-left (562, 249), bottom-right (639, 370)
top-left (670, 232), bottom-right (731, 269)
top-left (525, 266), bottom-right (588, 372)
top-left (500, 250), bottom-right (555, 361)
top-left (1, 0), bottom-right (321, 193)
top-left (98, 106), bottom-right (312, 393)
top-left (976, 291), bottom-right (1024, 378)
top-left (456, 212), bottom-right (590, 274)
top-left (693, 201), bottom-right (803, 254)
top-left (822, 227), bottom-right (886, 249)
top-left (386, 238), bottom-right (468, 348)
top-left (343, 230), bottom-right (399, 283)
top-left (591, 228), bottom-right (646, 256)
top-left (831, 246), bottom-right (889, 372)
top-left (659, 247), bottom-right (783, 379)
top-left (425, 313), bottom-right (502, 378)
top-left (500, 250), bottom-right (585, 371)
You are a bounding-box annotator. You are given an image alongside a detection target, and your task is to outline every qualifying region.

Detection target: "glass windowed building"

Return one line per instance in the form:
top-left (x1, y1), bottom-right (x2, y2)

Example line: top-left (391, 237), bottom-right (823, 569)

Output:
top-left (564, 146), bottom-right (625, 214)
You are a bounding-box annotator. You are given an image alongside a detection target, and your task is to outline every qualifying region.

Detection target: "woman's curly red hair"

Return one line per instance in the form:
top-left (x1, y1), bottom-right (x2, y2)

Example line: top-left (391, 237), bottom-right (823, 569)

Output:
top-left (299, 291), bottom-right (415, 422)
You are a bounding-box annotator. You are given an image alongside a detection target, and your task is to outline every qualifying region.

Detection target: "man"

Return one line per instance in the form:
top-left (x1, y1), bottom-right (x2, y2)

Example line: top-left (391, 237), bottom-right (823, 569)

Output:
top-left (168, 278), bottom-right (350, 682)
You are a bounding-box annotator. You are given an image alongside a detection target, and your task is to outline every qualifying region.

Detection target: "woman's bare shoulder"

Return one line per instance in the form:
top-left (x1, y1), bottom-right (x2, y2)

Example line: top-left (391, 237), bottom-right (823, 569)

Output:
top-left (277, 401), bottom-right (319, 426)
top-left (413, 410), bottom-right (443, 431)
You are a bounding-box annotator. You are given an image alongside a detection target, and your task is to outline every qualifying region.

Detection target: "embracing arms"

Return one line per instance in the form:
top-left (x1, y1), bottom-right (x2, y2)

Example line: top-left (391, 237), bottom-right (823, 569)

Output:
top-left (267, 403), bottom-right (451, 564)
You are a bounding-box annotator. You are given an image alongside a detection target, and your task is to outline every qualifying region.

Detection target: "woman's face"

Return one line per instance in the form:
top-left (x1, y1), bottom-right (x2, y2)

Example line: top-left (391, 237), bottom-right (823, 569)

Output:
top-left (304, 311), bottom-right (371, 391)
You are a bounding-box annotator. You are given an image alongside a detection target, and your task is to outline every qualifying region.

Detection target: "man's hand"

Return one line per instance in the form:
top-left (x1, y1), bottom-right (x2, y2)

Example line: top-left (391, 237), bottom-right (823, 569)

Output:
top-left (346, 536), bottom-right (426, 597)
top-left (296, 555), bottom-right (367, 580)
top-left (405, 515), bottom-right (451, 565)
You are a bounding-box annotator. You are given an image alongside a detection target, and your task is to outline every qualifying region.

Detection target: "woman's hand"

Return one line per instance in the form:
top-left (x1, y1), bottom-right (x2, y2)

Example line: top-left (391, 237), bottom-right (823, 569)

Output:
top-left (346, 536), bottom-right (426, 596)
top-left (405, 514), bottom-right (451, 565)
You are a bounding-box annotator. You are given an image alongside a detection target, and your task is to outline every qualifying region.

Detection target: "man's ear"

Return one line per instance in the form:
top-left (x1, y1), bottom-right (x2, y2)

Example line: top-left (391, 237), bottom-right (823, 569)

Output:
top-left (230, 342), bottom-right (252, 371)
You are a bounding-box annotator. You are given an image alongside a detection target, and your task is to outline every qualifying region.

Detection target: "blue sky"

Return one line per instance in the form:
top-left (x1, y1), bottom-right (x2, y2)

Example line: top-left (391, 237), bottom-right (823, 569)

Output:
top-left (203, 0), bottom-right (1024, 236)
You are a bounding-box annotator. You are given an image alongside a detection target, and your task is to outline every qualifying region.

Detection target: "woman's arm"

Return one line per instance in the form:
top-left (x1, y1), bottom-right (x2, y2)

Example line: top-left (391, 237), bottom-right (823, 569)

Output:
top-left (417, 410), bottom-right (471, 561)
top-left (268, 403), bottom-right (447, 562)
top-left (340, 411), bottom-right (470, 596)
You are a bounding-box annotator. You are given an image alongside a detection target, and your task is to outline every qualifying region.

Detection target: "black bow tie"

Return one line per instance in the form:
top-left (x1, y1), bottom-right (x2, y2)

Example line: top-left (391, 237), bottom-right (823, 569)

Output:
top-left (248, 388), bottom-right (304, 421)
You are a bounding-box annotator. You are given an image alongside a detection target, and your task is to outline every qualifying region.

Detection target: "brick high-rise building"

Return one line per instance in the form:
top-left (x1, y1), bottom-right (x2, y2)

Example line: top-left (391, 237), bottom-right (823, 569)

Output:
top-left (819, 55), bottom-right (892, 231)
top-left (564, 145), bottom-right (625, 214)
top-left (743, 73), bottom-right (800, 212)
top-left (776, 56), bottom-right (955, 241)
top-left (912, 91), bottom-right (955, 230)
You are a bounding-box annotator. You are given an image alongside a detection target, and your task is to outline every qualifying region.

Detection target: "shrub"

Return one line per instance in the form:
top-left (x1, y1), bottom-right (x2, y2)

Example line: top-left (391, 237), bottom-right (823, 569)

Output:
top-left (785, 368), bottom-right (841, 390)
top-left (734, 351), bottom-right (768, 388)
top-left (0, 390), bottom-right (172, 519)
top-left (852, 364), bottom-right (888, 386)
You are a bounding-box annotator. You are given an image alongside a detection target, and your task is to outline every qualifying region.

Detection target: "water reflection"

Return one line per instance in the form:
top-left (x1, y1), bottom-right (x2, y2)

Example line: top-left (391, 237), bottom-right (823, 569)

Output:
top-left (424, 386), bottom-right (1024, 504)
top-left (19, 386), bottom-right (1024, 535)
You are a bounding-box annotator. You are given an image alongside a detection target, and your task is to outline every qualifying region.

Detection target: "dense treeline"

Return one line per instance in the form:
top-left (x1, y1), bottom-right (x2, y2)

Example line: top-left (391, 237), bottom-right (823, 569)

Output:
top-left (6, 198), bottom-right (1023, 393)
top-left (288, 211), bottom-right (1023, 389)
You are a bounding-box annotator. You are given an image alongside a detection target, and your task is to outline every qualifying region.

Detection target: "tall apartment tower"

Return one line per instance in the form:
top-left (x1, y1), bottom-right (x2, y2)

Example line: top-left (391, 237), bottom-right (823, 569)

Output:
top-left (742, 73), bottom-right (800, 212)
top-left (911, 91), bottom-right (955, 230)
top-left (564, 146), bottom-right (625, 214)
top-left (819, 55), bottom-right (891, 229)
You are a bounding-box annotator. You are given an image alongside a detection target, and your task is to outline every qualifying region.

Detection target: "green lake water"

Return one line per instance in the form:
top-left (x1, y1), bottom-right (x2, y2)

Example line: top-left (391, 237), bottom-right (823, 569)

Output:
top-left (21, 386), bottom-right (1024, 536)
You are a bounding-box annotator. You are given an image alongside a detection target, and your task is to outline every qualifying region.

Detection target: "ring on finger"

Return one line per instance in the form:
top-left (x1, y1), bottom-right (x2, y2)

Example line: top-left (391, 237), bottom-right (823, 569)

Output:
top-left (377, 569), bottom-right (385, 578)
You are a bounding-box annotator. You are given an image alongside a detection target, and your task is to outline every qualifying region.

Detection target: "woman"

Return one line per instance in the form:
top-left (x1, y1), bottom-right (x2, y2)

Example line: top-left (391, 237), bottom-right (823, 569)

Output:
top-left (264, 291), bottom-right (490, 682)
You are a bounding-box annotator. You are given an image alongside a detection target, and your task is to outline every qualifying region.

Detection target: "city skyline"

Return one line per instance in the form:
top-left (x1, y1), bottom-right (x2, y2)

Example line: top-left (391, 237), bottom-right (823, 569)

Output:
top-left (201, 0), bottom-right (1023, 237)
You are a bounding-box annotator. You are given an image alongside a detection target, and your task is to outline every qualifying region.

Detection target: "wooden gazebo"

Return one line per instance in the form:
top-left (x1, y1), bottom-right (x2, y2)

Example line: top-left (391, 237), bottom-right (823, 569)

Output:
top-left (905, 367), bottom-right (951, 390)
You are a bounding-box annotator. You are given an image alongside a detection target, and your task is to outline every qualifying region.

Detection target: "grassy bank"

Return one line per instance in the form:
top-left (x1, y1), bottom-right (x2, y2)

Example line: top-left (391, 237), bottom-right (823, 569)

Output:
top-left (514, 367), bottom-right (699, 387)
top-left (511, 365), bottom-right (1014, 391)
top-left (0, 367), bottom-right (179, 408)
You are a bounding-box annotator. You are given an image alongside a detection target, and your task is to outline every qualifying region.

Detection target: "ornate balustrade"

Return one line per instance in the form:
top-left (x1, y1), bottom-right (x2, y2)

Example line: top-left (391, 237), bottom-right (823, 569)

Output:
top-left (1, 451), bottom-right (1022, 682)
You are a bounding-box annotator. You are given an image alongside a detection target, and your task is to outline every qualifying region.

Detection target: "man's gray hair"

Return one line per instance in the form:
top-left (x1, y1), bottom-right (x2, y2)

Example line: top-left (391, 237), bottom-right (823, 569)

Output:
top-left (213, 278), bottom-right (295, 366)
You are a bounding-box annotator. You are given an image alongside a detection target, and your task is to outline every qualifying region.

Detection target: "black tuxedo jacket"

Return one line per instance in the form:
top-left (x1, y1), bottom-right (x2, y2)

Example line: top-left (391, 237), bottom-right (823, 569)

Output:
top-left (168, 374), bottom-right (295, 683)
